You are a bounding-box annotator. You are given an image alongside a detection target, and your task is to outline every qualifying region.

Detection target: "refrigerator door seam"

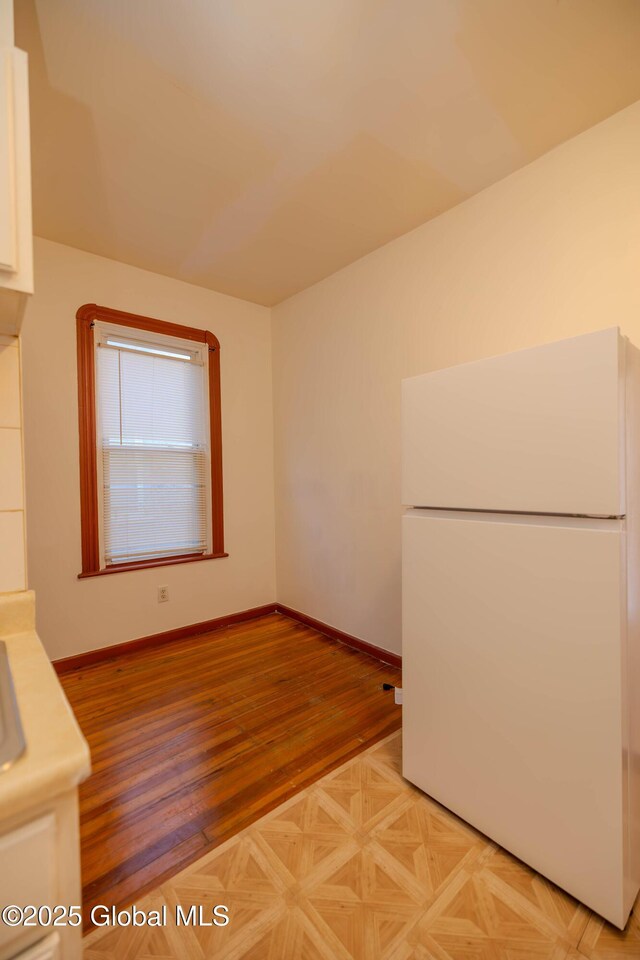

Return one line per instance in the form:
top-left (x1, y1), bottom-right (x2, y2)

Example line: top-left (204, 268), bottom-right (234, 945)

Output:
top-left (406, 505), bottom-right (625, 519)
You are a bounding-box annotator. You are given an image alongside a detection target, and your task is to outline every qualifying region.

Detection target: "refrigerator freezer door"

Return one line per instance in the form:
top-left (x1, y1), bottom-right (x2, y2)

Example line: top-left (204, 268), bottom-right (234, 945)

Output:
top-left (402, 509), bottom-right (629, 927)
top-left (402, 328), bottom-right (624, 516)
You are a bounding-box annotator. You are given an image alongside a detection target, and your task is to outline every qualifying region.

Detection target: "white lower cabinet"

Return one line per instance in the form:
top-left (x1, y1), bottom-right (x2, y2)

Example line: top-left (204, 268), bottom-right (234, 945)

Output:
top-left (0, 793), bottom-right (82, 960)
top-left (15, 936), bottom-right (59, 960)
top-left (0, 815), bottom-right (56, 954)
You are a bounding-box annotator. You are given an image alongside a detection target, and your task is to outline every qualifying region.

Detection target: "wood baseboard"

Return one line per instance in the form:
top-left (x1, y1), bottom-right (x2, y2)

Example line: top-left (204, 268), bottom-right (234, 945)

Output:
top-left (275, 604), bottom-right (402, 670)
top-left (52, 603), bottom-right (277, 673)
top-left (52, 601), bottom-right (402, 674)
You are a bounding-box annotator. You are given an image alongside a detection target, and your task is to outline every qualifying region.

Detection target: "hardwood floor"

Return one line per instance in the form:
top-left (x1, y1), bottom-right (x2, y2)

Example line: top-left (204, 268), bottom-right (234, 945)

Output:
top-left (59, 612), bottom-right (402, 928)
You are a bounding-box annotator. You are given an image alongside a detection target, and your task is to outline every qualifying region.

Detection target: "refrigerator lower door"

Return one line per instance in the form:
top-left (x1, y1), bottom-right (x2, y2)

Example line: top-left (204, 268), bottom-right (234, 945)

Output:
top-left (402, 509), bottom-right (632, 928)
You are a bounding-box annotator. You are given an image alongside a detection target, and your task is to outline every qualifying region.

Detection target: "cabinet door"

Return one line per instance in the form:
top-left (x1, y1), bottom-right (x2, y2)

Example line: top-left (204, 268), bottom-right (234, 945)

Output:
top-left (0, 49), bottom-right (16, 273)
top-left (0, 815), bottom-right (56, 956)
top-left (0, 43), bottom-right (33, 330)
top-left (15, 935), bottom-right (60, 960)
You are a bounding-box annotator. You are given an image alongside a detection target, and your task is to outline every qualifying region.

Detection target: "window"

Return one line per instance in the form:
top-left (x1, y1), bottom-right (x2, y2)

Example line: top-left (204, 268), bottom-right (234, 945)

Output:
top-left (76, 304), bottom-right (225, 576)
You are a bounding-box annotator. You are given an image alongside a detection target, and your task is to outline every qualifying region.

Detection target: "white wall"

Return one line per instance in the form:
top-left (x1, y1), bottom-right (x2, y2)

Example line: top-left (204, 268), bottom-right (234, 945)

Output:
top-left (271, 101), bottom-right (640, 656)
top-left (19, 102), bottom-right (640, 660)
top-left (21, 238), bottom-right (276, 660)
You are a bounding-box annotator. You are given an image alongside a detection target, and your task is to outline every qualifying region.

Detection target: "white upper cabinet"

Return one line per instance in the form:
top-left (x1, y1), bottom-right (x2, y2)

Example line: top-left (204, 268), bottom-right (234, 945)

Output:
top-left (0, 0), bottom-right (33, 334)
top-left (402, 328), bottom-right (625, 518)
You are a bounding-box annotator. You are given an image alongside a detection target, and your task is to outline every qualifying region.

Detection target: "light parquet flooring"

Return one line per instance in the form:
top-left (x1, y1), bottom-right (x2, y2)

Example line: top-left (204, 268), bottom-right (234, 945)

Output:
top-left (83, 732), bottom-right (640, 960)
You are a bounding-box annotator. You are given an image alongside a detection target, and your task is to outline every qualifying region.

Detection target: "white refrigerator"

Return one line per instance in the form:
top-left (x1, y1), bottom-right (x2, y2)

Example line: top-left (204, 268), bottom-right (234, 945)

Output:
top-left (401, 327), bottom-right (640, 929)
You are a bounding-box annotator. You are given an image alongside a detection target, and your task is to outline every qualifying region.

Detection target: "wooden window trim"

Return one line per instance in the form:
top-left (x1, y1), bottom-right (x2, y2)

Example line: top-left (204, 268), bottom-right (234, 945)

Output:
top-left (76, 303), bottom-right (227, 578)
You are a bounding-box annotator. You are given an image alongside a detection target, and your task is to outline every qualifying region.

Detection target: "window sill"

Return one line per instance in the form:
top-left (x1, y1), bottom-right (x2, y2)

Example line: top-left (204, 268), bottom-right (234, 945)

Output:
top-left (78, 552), bottom-right (229, 579)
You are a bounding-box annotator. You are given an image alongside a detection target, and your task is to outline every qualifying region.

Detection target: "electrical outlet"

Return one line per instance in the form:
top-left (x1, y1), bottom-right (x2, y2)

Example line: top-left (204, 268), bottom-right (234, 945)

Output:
top-left (158, 585), bottom-right (169, 603)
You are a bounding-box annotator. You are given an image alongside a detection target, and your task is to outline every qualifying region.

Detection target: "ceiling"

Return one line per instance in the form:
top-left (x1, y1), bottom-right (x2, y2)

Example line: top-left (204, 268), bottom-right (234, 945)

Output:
top-left (16, 0), bottom-right (640, 306)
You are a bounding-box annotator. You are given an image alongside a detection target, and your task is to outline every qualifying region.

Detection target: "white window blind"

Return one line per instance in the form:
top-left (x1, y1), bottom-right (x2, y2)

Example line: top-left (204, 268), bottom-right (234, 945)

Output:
top-left (95, 325), bottom-right (210, 566)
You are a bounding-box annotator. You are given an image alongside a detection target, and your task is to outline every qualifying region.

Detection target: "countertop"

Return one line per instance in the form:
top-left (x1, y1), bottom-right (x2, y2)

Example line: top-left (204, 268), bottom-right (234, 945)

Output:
top-left (0, 591), bottom-right (90, 822)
